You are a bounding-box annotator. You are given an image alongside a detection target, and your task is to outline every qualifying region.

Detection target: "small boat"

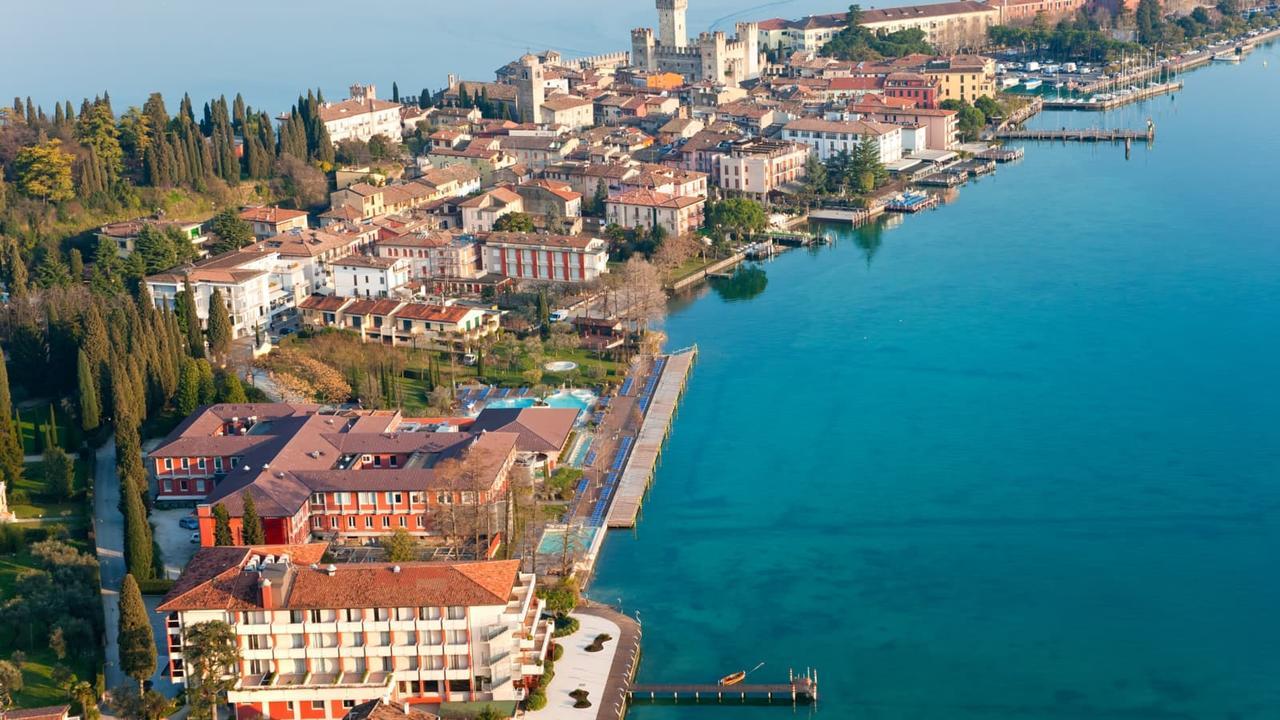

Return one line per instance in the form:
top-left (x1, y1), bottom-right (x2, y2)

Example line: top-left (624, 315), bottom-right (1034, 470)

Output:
top-left (719, 671), bottom-right (747, 686)
top-left (1023, 79), bottom-right (1043, 90)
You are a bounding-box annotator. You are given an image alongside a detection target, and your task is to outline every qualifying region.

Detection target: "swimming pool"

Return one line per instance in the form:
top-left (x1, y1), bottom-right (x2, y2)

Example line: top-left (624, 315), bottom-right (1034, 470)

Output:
top-left (486, 389), bottom-right (596, 411)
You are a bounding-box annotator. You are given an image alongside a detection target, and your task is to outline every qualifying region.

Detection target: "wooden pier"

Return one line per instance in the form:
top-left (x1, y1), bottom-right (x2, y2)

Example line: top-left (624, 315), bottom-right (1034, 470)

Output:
top-left (977, 147), bottom-right (1024, 162)
top-left (995, 127), bottom-right (1153, 142)
top-left (630, 671), bottom-right (818, 706)
top-left (606, 347), bottom-right (697, 528)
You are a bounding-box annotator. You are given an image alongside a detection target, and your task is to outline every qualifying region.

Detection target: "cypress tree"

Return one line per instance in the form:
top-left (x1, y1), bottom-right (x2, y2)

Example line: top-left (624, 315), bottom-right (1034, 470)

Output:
top-left (392, 82), bottom-right (400, 103)
top-left (212, 503), bottom-right (234, 546)
top-left (218, 371), bottom-right (247, 404)
top-left (241, 491), bottom-right (264, 545)
top-left (196, 359), bottom-right (216, 405)
top-left (44, 403), bottom-right (59, 450)
top-left (124, 482), bottom-right (154, 579)
top-left (77, 350), bottom-right (101, 431)
top-left (118, 574), bottom-right (157, 685)
top-left (68, 248), bottom-right (84, 282)
top-left (0, 357), bottom-right (24, 485)
top-left (176, 357), bottom-right (200, 416)
top-left (206, 288), bottom-right (232, 360)
top-left (176, 280), bottom-right (204, 358)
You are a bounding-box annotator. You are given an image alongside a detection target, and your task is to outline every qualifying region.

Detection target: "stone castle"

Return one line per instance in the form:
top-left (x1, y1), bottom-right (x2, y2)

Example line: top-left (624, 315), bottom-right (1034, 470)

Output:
top-left (631, 0), bottom-right (762, 86)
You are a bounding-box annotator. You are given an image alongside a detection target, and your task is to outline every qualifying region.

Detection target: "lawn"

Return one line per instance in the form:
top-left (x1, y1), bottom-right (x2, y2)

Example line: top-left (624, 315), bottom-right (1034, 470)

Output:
top-left (11, 458), bottom-right (94, 521)
top-left (8, 645), bottom-right (97, 709)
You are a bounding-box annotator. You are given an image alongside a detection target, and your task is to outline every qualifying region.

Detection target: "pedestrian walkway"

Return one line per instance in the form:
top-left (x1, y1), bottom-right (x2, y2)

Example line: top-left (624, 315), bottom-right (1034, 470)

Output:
top-left (526, 604), bottom-right (640, 720)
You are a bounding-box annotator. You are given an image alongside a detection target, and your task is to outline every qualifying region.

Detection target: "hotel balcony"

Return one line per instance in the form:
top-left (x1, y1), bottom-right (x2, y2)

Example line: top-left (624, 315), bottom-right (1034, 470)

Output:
top-left (228, 670), bottom-right (394, 704)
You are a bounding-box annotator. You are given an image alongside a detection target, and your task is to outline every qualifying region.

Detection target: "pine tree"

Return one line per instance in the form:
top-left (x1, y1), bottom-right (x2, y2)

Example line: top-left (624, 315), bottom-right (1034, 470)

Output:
top-left (43, 444), bottom-right (75, 500)
top-left (205, 288), bottom-right (232, 360)
top-left (176, 358), bottom-right (200, 416)
top-left (77, 350), bottom-right (101, 431)
top-left (241, 491), bottom-right (264, 545)
top-left (392, 82), bottom-right (400, 103)
top-left (124, 483), bottom-right (154, 579)
top-left (118, 574), bottom-right (157, 685)
top-left (0, 357), bottom-right (25, 486)
top-left (212, 503), bottom-right (234, 546)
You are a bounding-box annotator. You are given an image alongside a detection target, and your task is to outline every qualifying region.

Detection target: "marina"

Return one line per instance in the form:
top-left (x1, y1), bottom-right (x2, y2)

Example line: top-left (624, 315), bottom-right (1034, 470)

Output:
top-left (995, 126), bottom-right (1155, 142)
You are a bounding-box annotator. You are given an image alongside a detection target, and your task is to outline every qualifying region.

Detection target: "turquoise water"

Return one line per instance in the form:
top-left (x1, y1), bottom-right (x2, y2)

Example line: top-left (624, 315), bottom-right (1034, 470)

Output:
top-left (591, 44), bottom-right (1280, 719)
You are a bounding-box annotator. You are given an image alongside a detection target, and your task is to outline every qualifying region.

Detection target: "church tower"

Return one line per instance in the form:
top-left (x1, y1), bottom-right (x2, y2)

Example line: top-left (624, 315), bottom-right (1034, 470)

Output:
top-left (514, 54), bottom-right (545, 124)
top-left (656, 0), bottom-right (688, 48)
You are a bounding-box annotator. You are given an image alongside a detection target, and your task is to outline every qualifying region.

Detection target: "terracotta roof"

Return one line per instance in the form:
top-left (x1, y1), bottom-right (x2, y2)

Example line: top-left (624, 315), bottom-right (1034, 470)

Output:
top-left (343, 298), bottom-right (404, 316)
top-left (318, 97), bottom-right (401, 123)
top-left (286, 559), bottom-right (520, 609)
top-left (784, 118), bottom-right (900, 136)
top-left (157, 544), bottom-right (328, 612)
top-left (344, 700), bottom-right (438, 720)
top-left (518, 179), bottom-right (582, 202)
top-left (393, 303), bottom-right (473, 323)
top-left (298, 295), bottom-right (351, 312)
top-left (1, 707), bottom-right (70, 720)
top-left (334, 255), bottom-right (402, 270)
top-left (260, 229), bottom-right (366, 258)
top-left (457, 187), bottom-right (521, 209)
top-left (609, 189), bottom-right (704, 209)
top-left (482, 231), bottom-right (602, 250)
top-left (541, 94), bottom-right (592, 112)
top-left (240, 206), bottom-right (308, 224)
top-left (469, 407), bottom-right (578, 454)
top-left (860, 1), bottom-right (995, 23)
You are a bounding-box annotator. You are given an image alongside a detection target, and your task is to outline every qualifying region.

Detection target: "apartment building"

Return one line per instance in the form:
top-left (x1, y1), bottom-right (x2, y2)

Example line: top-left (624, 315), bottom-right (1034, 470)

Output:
top-left (715, 138), bottom-right (811, 202)
top-left (157, 545), bottom-right (552, 716)
top-left (240, 207), bottom-right (310, 241)
top-left (145, 250), bottom-right (281, 339)
top-left (373, 231), bottom-right (484, 281)
top-left (923, 55), bottom-right (997, 103)
top-left (459, 188), bottom-right (524, 233)
top-left (296, 296), bottom-right (501, 350)
top-left (482, 232), bottom-right (609, 283)
top-left (781, 117), bottom-right (904, 163)
top-left (317, 84), bottom-right (403, 145)
top-left (331, 256), bottom-right (411, 299)
top-left (98, 218), bottom-right (207, 258)
top-left (605, 190), bottom-right (706, 236)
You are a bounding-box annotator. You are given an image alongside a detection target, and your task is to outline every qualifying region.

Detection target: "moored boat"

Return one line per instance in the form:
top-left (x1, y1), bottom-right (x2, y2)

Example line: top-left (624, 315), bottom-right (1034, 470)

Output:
top-left (1023, 79), bottom-right (1043, 90)
top-left (719, 671), bottom-right (747, 686)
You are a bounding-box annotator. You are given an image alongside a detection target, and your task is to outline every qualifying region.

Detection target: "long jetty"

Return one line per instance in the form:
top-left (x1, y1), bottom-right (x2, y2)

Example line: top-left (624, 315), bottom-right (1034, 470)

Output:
top-left (995, 127), bottom-right (1153, 142)
top-left (606, 347), bottom-right (697, 528)
top-left (629, 671), bottom-right (819, 706)
top-left (1043, 81), bottom-right (1182, 111)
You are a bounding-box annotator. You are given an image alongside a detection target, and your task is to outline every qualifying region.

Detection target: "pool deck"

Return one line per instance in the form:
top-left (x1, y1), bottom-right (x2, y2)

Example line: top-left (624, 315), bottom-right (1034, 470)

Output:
top-left (606, 348), bottom-right (696, 528)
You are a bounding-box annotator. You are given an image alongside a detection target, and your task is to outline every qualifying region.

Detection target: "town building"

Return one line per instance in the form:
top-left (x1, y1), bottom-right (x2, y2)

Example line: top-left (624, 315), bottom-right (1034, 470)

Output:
top-left (145, 250), bottom-right (281, 339)
top-left (605, 189), bottom-right (706, 236)
top-left (373, 231), bottom-right (484, 282)
top-left (781, 117), bottom-right (904, 162)
top-left (923, 55), bottom-right (998, 103)
top-left (331, 256), bottom-right (411, 299)
top-left (98, 218), bottom-right (207, 258)
top-left (150, 403), bottom-right (519, 528)
top-left (458, 188), bottom-right (523, 233)
top-left (884, 72), bottom-right (941, 108)
top-left (539, 95), bottom-right (595, 130)
top-left (317, 84), bottom-right (403, 145)
top-left (157, 544), bottom-right (552, 713)
top-left (993, 0), bottom-right (1088, 24)
top-left (296, 297), bottom-right (501, 350)
top-left (715, 138), bottom-right (811, 201)
top-left (482, 232), bottom-right (609, 283)
top-left (630, 0), bottom-right (762, 85)
top-left (846, 98), bottom-right (960, 150)
top-left (240, 207), bottom-right (310, 241)
top-left (858, 2), bottom-right (999, 53)
top-left (257, 227), bottom-right (376, 296)
top-left (330, 184), bottom-right (386, 221)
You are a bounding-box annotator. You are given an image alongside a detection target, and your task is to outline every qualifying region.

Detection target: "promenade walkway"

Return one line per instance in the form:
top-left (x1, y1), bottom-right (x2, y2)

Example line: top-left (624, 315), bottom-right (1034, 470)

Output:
top-left (525, 603), bottom-right (640, 720)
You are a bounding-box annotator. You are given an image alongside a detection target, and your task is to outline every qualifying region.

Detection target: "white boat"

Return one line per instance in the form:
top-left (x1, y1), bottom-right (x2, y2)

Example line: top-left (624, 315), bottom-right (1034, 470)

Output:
top-left (1000, 77), bottom-right (1020, 89)
top-left (1212, 52), bottom-right (1241, 63)
top-left (1023, 79), bottom-right (1043, 90)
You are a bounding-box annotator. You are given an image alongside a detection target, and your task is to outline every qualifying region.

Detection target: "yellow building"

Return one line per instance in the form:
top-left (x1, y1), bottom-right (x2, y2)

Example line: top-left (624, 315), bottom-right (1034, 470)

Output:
top-left (924, 55), bottom-right (997, 104)
top-left (859, 2), bottom-right (999, 53)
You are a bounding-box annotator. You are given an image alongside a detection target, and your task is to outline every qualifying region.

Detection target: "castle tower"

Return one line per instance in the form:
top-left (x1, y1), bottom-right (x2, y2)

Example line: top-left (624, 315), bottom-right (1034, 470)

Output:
top-left (656, 0), bottom-right (688, 48)
top-left (631, 28), bottom-right (658, 72)
top-left (514, 54), bottom-right (545, 124)
top-left (349, 83), bottom-right (376, 102)
top-left (736, 21), bottom-right (761, 80)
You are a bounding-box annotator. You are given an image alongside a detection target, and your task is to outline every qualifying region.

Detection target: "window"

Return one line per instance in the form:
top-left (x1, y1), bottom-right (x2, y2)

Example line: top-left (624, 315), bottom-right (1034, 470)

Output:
top-left (347, 516), bottom-right (357, 528)
top-left (372, 456), bottom-right (382, 468)
top-left (335, 492), bottom-right (351, 505)
top-left (197, 457), bottom-right (206, 470)
top-left (214, 457), bottom-right (223, 471)
top-left (381, 516), bottom-right (390, 528)
top-left (416, 516), bottom-right (425, 528)
top-left (231, 457), bottom-right (240, 468)
top-left (389, 456), bottom-right (397, 468)
top-left (246, 634), bottom-right (267, 650)
top-left (399, 517), bottom-right (407, 528)
top-left (180, 458), bottom-right (189, 469)
top-left (163, 458), bottom-right (172, 470)
top-left (342, 700), bottom-right (356, 709)
top-left (344, 608), bottom-right (362, 622)
top-left (447, 630), bottom-right (467, 645)
top-left (364, 516), bottom-right (374, 529)
top-left (375, 608), bottom-right (390, 621)
top-left (309, 609), bottom-right (324, 623)
top-left (396, 607), bottom-right (414, 621)
top-left (447, 606), bottom-right (465, 620)
top-left (448, 655), bottom-right (469, 670)
top-left (311, 701), bottom-right (325, 711)
top-left (162, 480), bottom-right (172, 492)
top-left (358, 491), bottom-right (376, 505)
top-left (419, 607), bottom-right (440, 621)
top-left (311, 493), bottom-right (325, 505)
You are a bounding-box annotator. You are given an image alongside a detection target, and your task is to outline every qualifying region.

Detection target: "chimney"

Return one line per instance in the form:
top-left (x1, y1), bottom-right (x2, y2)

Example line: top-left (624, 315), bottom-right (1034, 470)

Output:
top-left (325, 564), bottom-right (338, 576)
top-left (258, 577), bottom-right (274, 609)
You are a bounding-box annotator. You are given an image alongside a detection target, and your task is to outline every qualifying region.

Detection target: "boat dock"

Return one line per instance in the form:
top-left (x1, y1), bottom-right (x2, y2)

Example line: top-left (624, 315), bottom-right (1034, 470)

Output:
top-left (629, 670), bottom-right (819, 706)
top-left (977, 147), bottom-right (1024, 162)
top-left (1043, 81), bottom-right (1182, 111)
top-left (808, 204), bottom-right (882, 226)
top-left (995, 126), bottom-right (1154, 142)
top-left (606, 346), bottom-right (697, 528)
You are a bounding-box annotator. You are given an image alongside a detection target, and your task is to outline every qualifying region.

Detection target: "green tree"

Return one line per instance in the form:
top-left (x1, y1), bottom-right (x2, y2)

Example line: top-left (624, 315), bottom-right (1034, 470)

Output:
top-left (176, 280), bottom-right (205, 358)
top-left (0, 659), bottom-right (23, 709)
top-left (43, 445), bottom-right (76, 500)
top-left (592, 178), bottom-right (609, 215)
top-left (182, 621), bottom-right (241, 720)
top-left (241, 491), bottom-right (264, 545)
top-left (0, 357), bottom-right (24, 488)
top-left (106, 684), bottom-right (172, 720)
top-left (70, 680), bottom-right (100, 720)
top-left (176, 357), bottom-right (201, 416)
top-left (706, 197), bottom-right (768, 242)
top-left (941, 99), bottom-right (986, 141)
top-left (14, 139), bottom-right (75, 203)
top-left (217, 371), bottom-right (248, 403)
top-left (118, 574), bottom-right (157, 686)
top-left (78, 350), bottom-right (102, 430)
top-left (380, 528), bottom-right (417, 562)
top-left (133, 225), bottom-right (177, 273)
top-left (209, 209), bottom-right (254, 254)
top-left (76, 99), bottom-right (124, 179)
top-left (196, 359), bottom-right (217, 404)
top-left (492, 212), bottom-right (536, 232)
top-left (205, 288), bottom-right (233, 360)
top-left (212, 503), bottom-right (234, 546)
top-left (123, 485), bottom-right (154, 579)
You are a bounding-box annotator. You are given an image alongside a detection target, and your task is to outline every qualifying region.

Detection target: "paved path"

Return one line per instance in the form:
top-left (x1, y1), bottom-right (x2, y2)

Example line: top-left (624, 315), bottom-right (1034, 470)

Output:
top-left (525, 604), bottom-right (640, 720)
top-left (93, 440), bottom-right (125, 692)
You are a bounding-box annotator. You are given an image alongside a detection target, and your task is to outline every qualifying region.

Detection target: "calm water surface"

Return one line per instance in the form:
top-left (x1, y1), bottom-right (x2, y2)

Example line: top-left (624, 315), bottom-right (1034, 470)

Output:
top-left (590, 45), bottom-right (1280, 719)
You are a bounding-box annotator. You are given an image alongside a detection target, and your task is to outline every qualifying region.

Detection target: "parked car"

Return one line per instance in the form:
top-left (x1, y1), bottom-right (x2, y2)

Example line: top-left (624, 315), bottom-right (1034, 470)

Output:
top-left (189, 531), bottom-right (201, 544)
top-left (179, 515), bottom-right (199, 529)
top-left (550, 309), bottom-right (570, 322)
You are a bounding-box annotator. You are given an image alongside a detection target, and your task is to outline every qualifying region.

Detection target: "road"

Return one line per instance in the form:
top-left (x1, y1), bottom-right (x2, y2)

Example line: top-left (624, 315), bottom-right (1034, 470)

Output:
top-left (94, 439), bottom-right (182, 700)
top-left (93, 440), bottom-right (126, 692)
